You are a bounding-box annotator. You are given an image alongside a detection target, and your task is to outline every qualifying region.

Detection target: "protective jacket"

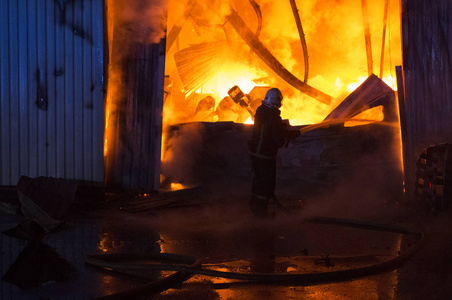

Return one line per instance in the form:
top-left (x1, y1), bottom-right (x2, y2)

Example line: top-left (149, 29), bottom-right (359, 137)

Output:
top-left (248, 104), bottom-right (298, 158)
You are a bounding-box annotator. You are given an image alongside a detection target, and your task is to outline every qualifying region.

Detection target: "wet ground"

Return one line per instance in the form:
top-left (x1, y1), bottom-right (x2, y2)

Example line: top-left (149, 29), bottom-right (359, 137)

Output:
top-left (1, 189), bottom-right (452, 300)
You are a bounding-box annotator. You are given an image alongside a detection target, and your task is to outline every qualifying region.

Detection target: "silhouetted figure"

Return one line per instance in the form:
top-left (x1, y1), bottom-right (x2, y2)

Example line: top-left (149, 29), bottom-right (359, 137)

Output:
top-left (248, 88), bottom-right (300, 217)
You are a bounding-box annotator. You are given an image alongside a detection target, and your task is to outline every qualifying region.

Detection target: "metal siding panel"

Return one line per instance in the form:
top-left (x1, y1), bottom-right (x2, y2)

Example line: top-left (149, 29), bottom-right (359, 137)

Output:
top-left (122, 58), bottom-right (135, 188)
top-left (151, 44), bottom-right (160, 188)
top-left (153, 41), bottom-right (165, 190)
top-left (73, 0), bottom-right (84, 179)
top-left (0, 0), bottom-right (10, 185)
top-left (92, 0), bottom-right (104, 182)
top-left (139, 46), bottom-right (152, 188)
top-left (402, 0), bottom-right (452, 201)
top-left (145, 46), bottom-right (154, 188)
top-left (129, 49), bottom-right (139, 188)
top-left (46, 0), bottom-right (56, 177)
top-left (27, 0), bottom-right (38, 178)
top-left (143, 45), bottom-right (156, 189)
top-left (1, 0), bottom-right (104, 185)
top-left (153, 42), bottom-right (165, 189)
top-left (83, 1), bottom-right (93, 181)
top-left (18, 0), bottom-right (29, 180)
top-left (36, 0), bottom-right (47, 177)
top-left (64, 5), bottom-right (75, 179)
top-left (9, 0), bottom-right (20, 185)
top-left (0, 1), bottom-right (2, 184)
top-left (117, 42), bottom-right (165, 191)
top-left (55, 0), bottom-right (65, 178)
top-left (404, 0), bottom-right (452, 148)
top-left (145, 45), bottom-right (156, 188)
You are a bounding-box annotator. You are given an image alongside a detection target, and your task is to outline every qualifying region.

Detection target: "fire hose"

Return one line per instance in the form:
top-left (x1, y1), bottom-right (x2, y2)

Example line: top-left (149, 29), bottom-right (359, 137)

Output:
top-left (86, 217), bottom-right (424, 299)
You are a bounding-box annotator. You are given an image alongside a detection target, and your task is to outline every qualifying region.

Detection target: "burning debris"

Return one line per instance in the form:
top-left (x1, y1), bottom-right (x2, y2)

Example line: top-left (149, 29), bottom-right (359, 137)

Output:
top-left (163, 0), bottom-right (401, 128)
top-left (104, 0), bottom-right (403, 192)
top-left (172, 0), bottom-right (332, 103)
top-left (324, 74), bottom-right (398, 123)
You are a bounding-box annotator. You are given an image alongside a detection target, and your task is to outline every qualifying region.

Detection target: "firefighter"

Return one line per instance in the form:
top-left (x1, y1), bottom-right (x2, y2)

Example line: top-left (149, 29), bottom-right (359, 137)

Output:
top-left (248, 88), bottom-right (300, 218)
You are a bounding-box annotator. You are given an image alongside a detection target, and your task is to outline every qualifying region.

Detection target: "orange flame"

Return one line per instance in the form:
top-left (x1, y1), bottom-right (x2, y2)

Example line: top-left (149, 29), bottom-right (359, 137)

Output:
top-left (163, 0), bottom-right (402, 127)
top-left (171, 182), bottom-right (185, 190)
top-left (104, 0), bottom-right (403, 187)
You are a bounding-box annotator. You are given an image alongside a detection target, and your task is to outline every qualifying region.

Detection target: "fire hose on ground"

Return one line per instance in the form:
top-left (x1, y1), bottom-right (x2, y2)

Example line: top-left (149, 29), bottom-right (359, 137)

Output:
top-left (85, 216), bottom-right (424, 299)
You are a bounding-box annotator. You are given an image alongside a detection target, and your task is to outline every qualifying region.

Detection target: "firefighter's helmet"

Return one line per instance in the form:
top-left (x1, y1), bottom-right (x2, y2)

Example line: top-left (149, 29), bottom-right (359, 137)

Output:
top-left (263, 88), bottom-right (283, 108)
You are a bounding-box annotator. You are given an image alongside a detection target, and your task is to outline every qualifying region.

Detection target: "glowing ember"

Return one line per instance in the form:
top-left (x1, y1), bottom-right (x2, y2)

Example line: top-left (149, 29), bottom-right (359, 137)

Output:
top-left (244, 117), bottom-right (254, 124)
top-left (171, 182), bottom-right (185, 190)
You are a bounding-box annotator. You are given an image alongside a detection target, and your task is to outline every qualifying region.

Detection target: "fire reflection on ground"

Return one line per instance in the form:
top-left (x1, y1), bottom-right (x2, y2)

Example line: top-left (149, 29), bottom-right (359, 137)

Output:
top-left (152, 210), bottom-right (415, 299)
top-left (0, 198), bottom-right (428, 300)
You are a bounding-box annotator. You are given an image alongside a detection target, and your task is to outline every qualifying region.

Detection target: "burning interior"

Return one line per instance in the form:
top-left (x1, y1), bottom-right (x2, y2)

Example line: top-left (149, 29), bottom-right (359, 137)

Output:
top-left (104, 0), bottom-right (404, 196)
top-left (159, 0), bottom-right (403, 194)
top-left (162, 0), bottom-right (401, 126)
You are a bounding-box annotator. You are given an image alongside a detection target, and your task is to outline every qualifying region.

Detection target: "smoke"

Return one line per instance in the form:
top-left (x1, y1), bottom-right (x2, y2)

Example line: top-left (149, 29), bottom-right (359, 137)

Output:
top-left (297, 156), bottom-right (404, 221)
top-left (185, 0), bottom-right (233, 27)
top-left (161, 122), bottom-right (205, 186)
top-left (104, 0), bottom-right (169, 181)
top-left (112, 0), bottom-right (167, 53)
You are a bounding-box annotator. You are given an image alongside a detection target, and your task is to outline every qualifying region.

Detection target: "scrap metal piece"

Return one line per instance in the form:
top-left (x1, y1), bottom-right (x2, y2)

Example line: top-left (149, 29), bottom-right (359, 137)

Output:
top-left (16, 176), bottom-right (79, 232)
top-left (289, 0), bottom-right (309, 83)
top-left (323, 74), bottom-right (396, 122)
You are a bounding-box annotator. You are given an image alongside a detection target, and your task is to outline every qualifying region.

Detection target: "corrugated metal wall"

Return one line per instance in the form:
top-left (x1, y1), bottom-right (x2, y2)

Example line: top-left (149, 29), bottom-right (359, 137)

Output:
top-left (104, 41), bottom-right (165, 192)
top-left (401, 0), bottom-right (452, 199)
top-left (103, 0), bottom-right (166, 192)
top-left (0, 0), bottom-right (104, 186)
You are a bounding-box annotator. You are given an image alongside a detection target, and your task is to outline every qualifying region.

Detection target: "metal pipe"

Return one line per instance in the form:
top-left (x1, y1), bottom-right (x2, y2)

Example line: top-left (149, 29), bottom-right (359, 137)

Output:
top-left (379, 0), bottom-right (390, 79)
top-left (361, 0), bottom-right (373, 76)
top-left (226, 10), bottom-right (332, 105)
top-left (289, 0), bottom-right (309, 83)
